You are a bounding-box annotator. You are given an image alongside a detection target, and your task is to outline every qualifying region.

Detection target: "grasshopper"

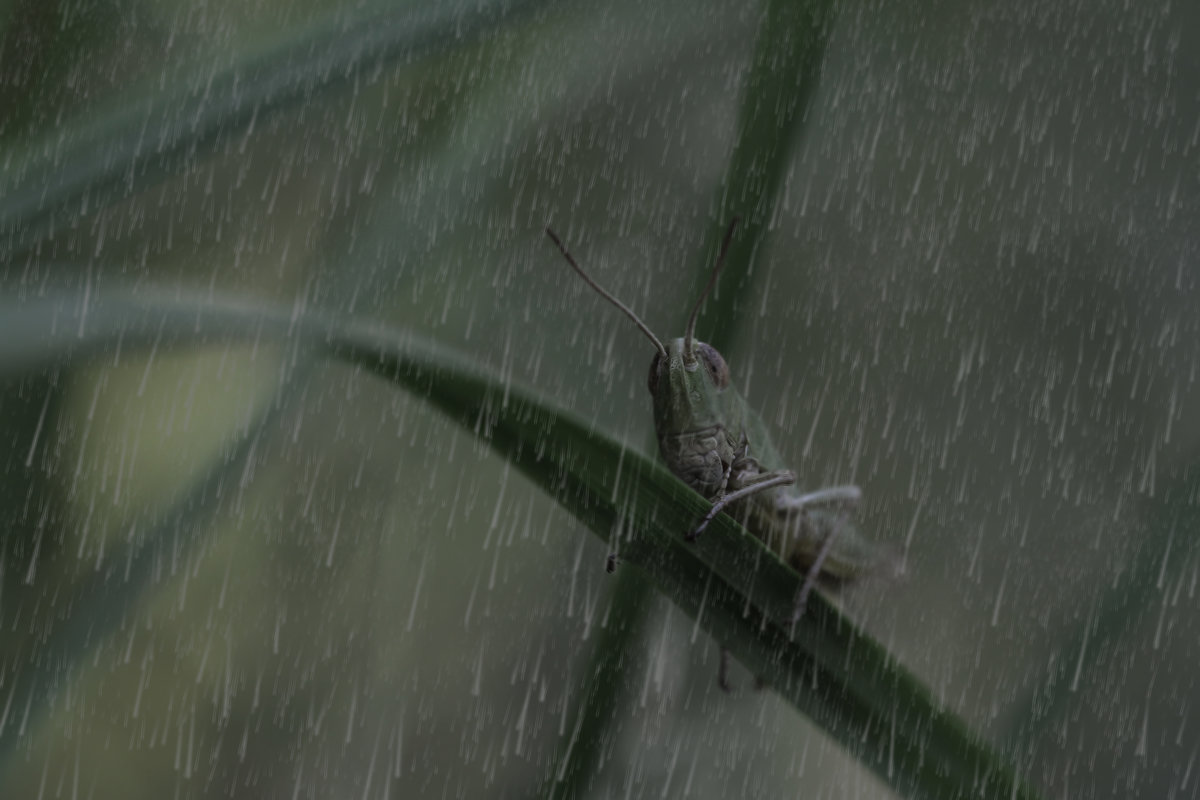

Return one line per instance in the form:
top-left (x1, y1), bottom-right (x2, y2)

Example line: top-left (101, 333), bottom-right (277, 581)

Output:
top-left (545, 219), bottom-right (883, 655)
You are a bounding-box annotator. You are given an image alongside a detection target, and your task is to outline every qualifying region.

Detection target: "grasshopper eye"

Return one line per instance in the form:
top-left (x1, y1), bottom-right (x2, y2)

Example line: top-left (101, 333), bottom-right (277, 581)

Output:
top-left (696, 343), bottom-right (730, 389)
top-left (647, 351), bottom-right (664, 395)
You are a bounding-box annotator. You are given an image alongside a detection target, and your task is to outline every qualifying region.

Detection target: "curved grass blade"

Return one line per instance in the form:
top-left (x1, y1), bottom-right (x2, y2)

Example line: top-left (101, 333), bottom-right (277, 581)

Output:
top-left (0, 289), bottom-right (1044, 800)
top-left (0, 0), bottom-right (549, 253)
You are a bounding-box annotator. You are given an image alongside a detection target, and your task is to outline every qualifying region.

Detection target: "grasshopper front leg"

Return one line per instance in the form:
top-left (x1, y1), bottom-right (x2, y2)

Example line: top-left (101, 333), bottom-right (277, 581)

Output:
top-left (685, 470), bottom-right (796, 541)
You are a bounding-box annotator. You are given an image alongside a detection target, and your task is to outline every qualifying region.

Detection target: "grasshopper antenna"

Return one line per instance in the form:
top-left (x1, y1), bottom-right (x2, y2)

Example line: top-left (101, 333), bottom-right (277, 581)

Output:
top-left (546, 227), bottom-right (669, 358)
top-left (683, 216), bottom-right (739, 364)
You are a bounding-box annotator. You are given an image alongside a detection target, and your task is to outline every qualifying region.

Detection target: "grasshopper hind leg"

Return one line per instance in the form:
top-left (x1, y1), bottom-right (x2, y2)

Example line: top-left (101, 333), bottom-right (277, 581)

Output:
top-left (785, 486), bottom-right (861, 633)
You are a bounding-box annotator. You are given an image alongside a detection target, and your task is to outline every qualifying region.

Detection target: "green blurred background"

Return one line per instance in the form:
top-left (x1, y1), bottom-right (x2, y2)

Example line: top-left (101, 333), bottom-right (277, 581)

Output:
top-left (1, 0), bottom-right (1197, 796)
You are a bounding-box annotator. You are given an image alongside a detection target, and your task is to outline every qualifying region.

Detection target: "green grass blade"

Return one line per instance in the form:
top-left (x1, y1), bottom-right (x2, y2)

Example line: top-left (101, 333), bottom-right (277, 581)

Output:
top-left (0, 0), bottom-right (548, 252)
top-left (693, 0), bottom-right (836, 346)
top-left (0, 289), bottom-right (1045, 800)
top-left (545, 3), bottom-right (840, 793)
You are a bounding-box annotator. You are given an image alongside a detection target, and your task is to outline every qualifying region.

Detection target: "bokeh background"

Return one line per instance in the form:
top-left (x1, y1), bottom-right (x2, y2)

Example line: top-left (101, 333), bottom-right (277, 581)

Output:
top-left (1, 0), bottom-right (1197, 797)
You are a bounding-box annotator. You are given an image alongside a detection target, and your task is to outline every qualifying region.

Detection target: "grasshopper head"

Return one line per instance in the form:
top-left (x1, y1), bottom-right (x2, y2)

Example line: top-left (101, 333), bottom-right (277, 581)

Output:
top-left (648, 337), bottom-right (730, 432)
top-left (545, 218), bottom-right (740, 436)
